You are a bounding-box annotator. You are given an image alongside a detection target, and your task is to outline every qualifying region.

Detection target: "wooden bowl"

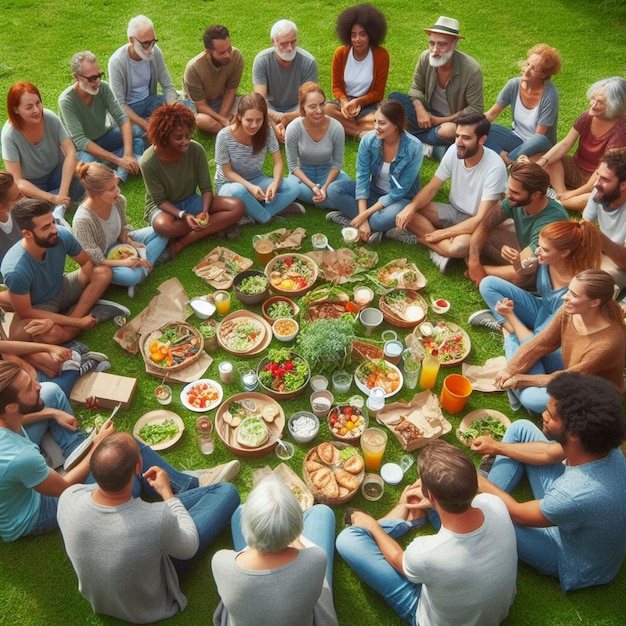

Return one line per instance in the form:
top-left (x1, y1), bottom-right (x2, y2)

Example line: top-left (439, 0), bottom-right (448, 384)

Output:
top-left (261, 295), bottom-right (299, 324)
top-left (256, 352), bottom-right (310, 400)
top-left (265, 253), bottom-right (318, 297)
top-left (141, 322), bottom-right (204, 372)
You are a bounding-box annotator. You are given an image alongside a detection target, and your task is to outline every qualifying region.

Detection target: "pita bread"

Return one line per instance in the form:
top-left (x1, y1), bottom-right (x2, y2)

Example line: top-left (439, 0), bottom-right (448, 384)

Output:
top-left (343, 454), bottom-right (364, 475)
top-left (334, 468), bottom-right (360, 491)
top-left (317, 442), bottom-right (337, 465)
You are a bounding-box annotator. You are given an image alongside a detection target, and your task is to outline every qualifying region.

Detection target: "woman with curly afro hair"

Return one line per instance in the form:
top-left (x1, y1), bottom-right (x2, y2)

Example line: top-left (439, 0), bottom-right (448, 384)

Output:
top-left (140, 103), bottom-right (244, 257)
top-left (325, 3), bottom-right (389, 139)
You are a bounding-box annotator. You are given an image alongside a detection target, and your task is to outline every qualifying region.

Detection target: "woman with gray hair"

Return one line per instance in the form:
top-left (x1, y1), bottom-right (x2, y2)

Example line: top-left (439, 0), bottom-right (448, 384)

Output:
top-left (211, 475), bottom-right (338, 626)
top-left (538, 76), bottom-right (626, 211)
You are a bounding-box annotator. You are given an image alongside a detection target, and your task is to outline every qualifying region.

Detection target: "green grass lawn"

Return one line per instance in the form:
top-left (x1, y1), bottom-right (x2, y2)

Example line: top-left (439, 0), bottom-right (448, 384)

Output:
top-left (1, 1), bottom-right (626, 624)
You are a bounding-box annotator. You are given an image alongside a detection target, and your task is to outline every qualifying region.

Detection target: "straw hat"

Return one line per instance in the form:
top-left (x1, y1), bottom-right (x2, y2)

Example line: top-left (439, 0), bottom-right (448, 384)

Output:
top-left (424, 16), bottom-right (465, 39)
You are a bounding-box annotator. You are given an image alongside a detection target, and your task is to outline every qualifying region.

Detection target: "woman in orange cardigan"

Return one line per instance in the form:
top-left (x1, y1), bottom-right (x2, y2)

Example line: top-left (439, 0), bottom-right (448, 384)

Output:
top-left (325, 4), bottom-right (389, 140)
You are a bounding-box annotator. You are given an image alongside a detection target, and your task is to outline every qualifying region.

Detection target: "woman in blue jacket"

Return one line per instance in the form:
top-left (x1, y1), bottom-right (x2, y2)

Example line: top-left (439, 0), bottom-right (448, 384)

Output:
top-left (326, 100), bottom-right (423, 245)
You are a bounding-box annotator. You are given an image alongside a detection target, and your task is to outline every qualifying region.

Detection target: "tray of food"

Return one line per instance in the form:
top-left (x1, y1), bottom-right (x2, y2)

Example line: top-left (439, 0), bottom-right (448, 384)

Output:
top-left (371, 258), bottom-right (427, 291)
top-left (456, 409), bottom-right (512, 446)
top-left (379, 289), bottom-right (428, 328)
top-left (354, 359), bottom-right (403, 398)
top-left (376, 391), bottom-right (452, 452)
top-left (193, 246), bottom-right (253, 289)
top-left (252, 463), bottom-right (314, 511)
top-left (133, 410), bottom-right (185, 451)
top-left (411, 321), bottom-right (471, 367)
top-left (141, 322), bottom-right (204, 372)
top-left (303, 441), bottom-right (365, 505)
top-left (217, 311), bottom-right (272, 356)
top-left (107, 243), bottom-right (138, 260)
top-left (215, 392), bottom-right (285, 457)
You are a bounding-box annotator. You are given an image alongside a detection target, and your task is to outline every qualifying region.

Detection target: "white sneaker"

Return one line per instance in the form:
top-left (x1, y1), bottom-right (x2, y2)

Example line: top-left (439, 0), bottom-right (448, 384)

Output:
top-left (468, 309), bottom-right (502, 331)
top-left (186, 460), bottom-right (241, 486)
top-left (385, 227), bottom-right (417, 245)
top-left (422, 143), bottom-right (434, 159)
top-left (428, 250), bottom-right (452, 274)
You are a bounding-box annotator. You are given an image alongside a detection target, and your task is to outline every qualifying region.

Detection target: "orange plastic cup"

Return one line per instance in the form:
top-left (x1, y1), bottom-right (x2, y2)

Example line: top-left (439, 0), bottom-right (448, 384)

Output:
top-left (440, 374), bottom-right (473, 414)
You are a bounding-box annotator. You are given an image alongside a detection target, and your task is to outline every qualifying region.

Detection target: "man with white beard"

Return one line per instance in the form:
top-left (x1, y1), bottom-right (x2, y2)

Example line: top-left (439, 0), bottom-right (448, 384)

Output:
top-left (108, 15), bottom-right (194, 142)
top-left (58, 51), bottom-right (143, 183)
top-left (390, 16), bottom-right (483, 160)
top-left (252, 19), bottom-right (318, 142)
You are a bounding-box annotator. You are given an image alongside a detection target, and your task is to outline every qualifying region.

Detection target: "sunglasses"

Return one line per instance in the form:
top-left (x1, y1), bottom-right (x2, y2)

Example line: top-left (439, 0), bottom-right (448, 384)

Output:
top-left (78, 71), bottom-right (105, 83)
top-left (136, 38), bottom-right (158, 49)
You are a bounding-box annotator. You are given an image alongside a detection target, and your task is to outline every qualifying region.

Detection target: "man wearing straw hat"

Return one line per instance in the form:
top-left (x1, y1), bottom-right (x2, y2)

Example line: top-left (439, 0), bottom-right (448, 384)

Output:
top-left (390, 16), bottom-right (483, 160)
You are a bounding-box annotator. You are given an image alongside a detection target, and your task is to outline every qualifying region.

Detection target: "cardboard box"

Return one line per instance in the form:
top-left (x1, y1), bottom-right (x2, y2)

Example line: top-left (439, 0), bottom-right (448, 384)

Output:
top-left (70, 372), bottom-right (138, 410)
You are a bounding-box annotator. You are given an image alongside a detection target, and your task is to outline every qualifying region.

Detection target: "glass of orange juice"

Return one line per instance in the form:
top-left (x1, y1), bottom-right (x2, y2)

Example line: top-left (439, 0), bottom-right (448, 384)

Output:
top-left (419, 351), bottom-right (440, 389)
top-left (361, 427), bottom-right (388, 471)
top-left (213, 290), bottom-right (231, 315)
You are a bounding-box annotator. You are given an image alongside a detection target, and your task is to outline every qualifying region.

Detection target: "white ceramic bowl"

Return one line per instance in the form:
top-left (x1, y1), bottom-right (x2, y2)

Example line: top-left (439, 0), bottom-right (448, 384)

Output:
top-left (341, 226), bottom-right (359, 244)
top-left (272, 317), bottom-right (299, 342)
top-left (431, 298), bottom-right (450, 314)
top-left (288, 411), bottom-right (320, 443)
top-left (189, 296), bottom-right (216, 319)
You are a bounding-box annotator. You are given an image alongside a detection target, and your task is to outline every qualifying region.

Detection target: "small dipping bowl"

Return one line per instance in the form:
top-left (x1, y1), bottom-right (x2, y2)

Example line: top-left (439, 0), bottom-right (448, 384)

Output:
top-left (189, 296), bottom-right (216, 319)
top-left (431, 298), bottom-right (450, 314)
top-left (275, 440), bottom-right (295, 460)
top-left (380, 462), bottom-right (404, 485)
top-left (310, 375), bottom-right (329, 392)
top-left (155, 384), bottom-right (172, 406)
top-left (272, 317), bottom-right (299, 342)
top-left (353, 286), bottom-right (374, 308)
top-left (288, 411), bottom-right (320, 444)
top-left (332, 370), bottom-right (352, 394)
top-left (311, 233), bottom-right (329, 250)
top-left (310, 390), bottom-right (334, 418)
top-left (360, 307), bottom-right (384, 336)
top-left (341, 226), bottom-right (359, 244)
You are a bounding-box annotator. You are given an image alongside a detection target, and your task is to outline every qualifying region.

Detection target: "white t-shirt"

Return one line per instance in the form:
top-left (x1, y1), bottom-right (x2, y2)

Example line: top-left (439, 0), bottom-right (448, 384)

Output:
top-left (403, 494), bottom-right (517, 626)
top-left (435, 146), bottom-right (507, 217)
top-left (344, 48), bottom-right (374, 98)
top-left (583, 195), bottom-right (626, 246)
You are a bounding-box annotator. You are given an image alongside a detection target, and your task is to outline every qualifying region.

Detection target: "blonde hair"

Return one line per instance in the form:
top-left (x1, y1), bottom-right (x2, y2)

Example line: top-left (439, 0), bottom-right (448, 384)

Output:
top-left (575, 269), bottom-right (624, 325)
top-left (75, 162), bottom-right (116, 196)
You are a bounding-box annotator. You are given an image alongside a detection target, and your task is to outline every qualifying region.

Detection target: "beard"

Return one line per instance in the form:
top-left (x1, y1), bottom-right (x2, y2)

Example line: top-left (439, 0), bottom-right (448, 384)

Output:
top-left (81, 82), bottom-right (100, 96)
top-left (275, 47), bottom-right (297, 62)
top-left (456, 142), bottom-right (479, 160)
top-left (594, 184), bottom-right (621, 208)
top-left (18, 395), bottom-right (45, 415)
top-left (429, 49), bottom-right (454, 68)
top-left (33, 231), bottom-right (59, 248)
top-left (133, 40), bottom-right (153, 61)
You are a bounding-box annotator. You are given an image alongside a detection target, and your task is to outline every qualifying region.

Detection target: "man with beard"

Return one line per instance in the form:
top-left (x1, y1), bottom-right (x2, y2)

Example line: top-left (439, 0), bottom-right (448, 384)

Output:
top-left (0, 360), bottom-right (113, 542)
top-left (392, 113), bottom-right (507, 273)
top-left (389, 16), bottom-right (483, 160)
top-left (472, 372), bottom-right (626, 592)
top-left (582, 148), bottom-right (626, 288)
top-left (58, 51), bottom-right (143, 183)
top-left (1, 198), bottom-right (129, 344)
top-left (183, 25), bottom-right (244, 135)
top-left (466, 159), bottom-right (567, 287)
top-left (253, 19), bottom-right (318, 142)
top-left (108, 15), bottom-right (195, 142)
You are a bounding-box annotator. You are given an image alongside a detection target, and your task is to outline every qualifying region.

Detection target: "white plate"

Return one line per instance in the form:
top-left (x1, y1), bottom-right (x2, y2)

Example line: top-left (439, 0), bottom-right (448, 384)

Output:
top-left (180, 379), bottom-right (224, 412)
top-left (133, 410), bottom-right (185, 451)
top-left (63, 429), bottom-right (96, 471)
top-left (354, 361), bottom-right (404, 398)
top-left (107, 243), bottom-right (138, 260)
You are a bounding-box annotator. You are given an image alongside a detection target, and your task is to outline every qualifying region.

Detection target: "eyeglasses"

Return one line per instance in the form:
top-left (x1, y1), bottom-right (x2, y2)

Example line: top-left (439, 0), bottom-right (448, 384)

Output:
top-left (136, 38), bottom-right (158, 49)
top-left (78, 72), bottom-right (105, 83)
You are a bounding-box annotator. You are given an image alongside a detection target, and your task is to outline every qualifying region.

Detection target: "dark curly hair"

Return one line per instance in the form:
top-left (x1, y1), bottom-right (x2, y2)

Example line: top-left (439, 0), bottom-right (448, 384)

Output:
top-left (147, 103), bottom-right (196, 149)
top-left (547, 372), bottom-right (626, 454)
top-left (603, 147), bottom-right (626, 183)
top-left (336, 3), bottom-right (387, 47)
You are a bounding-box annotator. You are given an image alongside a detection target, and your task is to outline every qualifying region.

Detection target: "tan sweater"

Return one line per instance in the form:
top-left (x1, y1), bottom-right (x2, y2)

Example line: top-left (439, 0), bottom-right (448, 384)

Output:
top-left (507, 308), bottom-right (626, 391)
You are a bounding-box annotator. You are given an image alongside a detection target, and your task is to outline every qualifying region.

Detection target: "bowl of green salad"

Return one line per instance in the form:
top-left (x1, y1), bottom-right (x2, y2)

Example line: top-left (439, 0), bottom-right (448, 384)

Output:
top-left (261, 295), bottom-right (299, 324)
top-left (233, 270), bottom-right (270, 305)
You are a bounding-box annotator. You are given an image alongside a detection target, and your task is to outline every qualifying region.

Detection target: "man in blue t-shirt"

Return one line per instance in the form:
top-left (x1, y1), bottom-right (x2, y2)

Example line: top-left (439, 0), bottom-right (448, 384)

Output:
top-left (1, 198), bottom-right (127, 344)
top-left (473, 372), bottom-right (626, 592)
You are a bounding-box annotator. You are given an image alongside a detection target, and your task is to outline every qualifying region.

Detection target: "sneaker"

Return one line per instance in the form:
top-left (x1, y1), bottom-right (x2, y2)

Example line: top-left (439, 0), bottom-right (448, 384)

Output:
top-left (422, 143), bottom-right (434, 159)
top-left (546, 187), bottom-right (558, 199)
top-left (89, 300), bottom-right (131, 324)
top-left (279, 202), bottom-right (306, 216)
top-left (385, 227), bottom-right (417, 245)
top-left (236, 214), bottom-right (255, 226)
top-left (155, 247), bottom-right (171, 266)
top-left (64, 340), bottom-right (89, 355)
top-left (127, 285), bottom-right (137, 299)
top-left (325, 211), bottom-right (351, 227)
top-left (468, 309), bottom-right (501, 331)
top-left (79, 358), bottom-right (111, 376)
top-left (186, 460), bottom-right (241, 486)
top-left (223, 225), bottom-right (239, 241)
top-left (60, 350), bottom-right (83, 372)
top-left (428, 250), bottom-right (452, 274)
top-left (83, 350), bottom-right (109, 363)
top-left (477, 455), bottom-right (495, 478)
top-left (367, 231), bottom-right (383, 246)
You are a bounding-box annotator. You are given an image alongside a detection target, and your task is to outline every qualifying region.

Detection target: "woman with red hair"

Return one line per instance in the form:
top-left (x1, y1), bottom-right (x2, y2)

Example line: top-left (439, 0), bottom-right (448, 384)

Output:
top-left (1, 82), bottom-right (82, 212)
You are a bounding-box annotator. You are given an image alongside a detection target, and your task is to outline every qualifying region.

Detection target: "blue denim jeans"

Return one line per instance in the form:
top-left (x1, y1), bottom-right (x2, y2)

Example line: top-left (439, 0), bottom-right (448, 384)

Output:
top-left (77, 128), bottom-right (144, 182)
top-left (28, 163), bottom-right (84, 202)
top-left (326, 179), bottom-right (411, 232)
top-left (106, 226), bottom-right (168, 287)
top-left (484, 124), bottom-right (553, 160)
top-left (218, 174), bottom-right (300, 223)
top-left (288, 165), bottom-right (350, 209)
top-left (487, 419), bottom-right (563, 576)
top-left (336, 518), bottom-right (423, 625)
top-left (129, 95), bottom-right (196, 139)
top-left (36, 369), bottom-right (80, 398)
top-left (231, 503), bottom-right (337, 589)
